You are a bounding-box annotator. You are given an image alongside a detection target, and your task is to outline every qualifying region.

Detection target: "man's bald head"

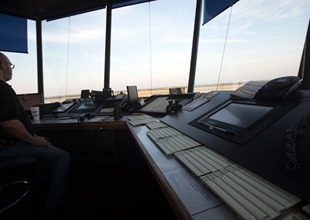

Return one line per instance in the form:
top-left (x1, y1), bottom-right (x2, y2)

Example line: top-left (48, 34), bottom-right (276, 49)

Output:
top-left (0, 52), bottom-right (13, 82)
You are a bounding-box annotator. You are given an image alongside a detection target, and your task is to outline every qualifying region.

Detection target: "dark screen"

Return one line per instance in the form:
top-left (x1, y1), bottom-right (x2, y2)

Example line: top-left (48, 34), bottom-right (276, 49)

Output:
top-left (69, 101), bottom-right (100, 113)
top-left (190, 98), bottom-right (298, 144)
top-left (203, 102), bottom-right (273, 129)
top-left (127, 86), bottom-right (139, 105)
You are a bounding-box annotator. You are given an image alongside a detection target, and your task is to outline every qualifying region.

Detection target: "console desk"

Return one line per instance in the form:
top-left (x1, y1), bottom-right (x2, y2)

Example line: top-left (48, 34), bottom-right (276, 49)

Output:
top-left (33, 90), bottom-right (310, 219)
top-left (33, 116), bottom-right (237, 219)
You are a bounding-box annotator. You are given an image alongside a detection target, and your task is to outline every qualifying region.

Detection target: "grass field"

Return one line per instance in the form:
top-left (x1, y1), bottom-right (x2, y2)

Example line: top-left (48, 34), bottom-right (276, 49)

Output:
top-left (44, 83), bottom-right (243, 103)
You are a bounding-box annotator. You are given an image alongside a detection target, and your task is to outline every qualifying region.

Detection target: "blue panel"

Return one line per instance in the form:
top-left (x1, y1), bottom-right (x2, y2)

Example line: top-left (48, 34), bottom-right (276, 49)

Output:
top-left (203, 0), bottom-right (239, 25)
top-left (0, 13), bottom-right (28, 53)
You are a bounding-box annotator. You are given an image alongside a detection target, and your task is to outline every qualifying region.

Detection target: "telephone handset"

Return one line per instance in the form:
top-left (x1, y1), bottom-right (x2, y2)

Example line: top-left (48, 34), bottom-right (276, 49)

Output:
top-left (255, 76), bottom-right (301, 100)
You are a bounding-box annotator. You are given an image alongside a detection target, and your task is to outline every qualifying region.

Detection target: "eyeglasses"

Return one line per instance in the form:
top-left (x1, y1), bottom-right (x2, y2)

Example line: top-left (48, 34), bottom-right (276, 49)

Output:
top-left (1, 62), bottom-right (15, 69)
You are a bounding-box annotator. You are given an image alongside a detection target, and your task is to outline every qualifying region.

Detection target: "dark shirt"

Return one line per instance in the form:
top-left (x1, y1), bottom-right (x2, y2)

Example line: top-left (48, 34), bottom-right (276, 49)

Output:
top-left (0, 80), bottom-right (34, 140)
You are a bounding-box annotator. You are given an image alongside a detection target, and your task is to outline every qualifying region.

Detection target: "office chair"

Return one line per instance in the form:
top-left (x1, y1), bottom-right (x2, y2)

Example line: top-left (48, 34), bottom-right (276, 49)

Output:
top-left (0, 157), bottom-right (38, 219)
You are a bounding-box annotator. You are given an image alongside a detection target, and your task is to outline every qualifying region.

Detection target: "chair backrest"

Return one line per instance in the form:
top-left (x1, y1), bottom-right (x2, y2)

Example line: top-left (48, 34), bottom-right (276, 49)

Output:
top-left (17, 93), bottom-right (43, 111)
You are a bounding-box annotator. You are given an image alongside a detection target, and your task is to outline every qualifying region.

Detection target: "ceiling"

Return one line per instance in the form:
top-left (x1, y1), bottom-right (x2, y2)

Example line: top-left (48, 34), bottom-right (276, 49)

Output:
top-left (0, 0), bottom-right (154, 21)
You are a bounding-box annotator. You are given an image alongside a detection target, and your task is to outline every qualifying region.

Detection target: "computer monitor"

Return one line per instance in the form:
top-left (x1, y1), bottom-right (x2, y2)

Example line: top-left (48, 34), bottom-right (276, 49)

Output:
top-left (126, 86), bottom-right (139, 106)
top-left (197, 101), bottom-right (274, 136)
top-left (70, 100), bottom-right (100, 113)
top-left (80, 89), bottom-right (90, 98)
top-left (190, 99), bottom-right (298, 144)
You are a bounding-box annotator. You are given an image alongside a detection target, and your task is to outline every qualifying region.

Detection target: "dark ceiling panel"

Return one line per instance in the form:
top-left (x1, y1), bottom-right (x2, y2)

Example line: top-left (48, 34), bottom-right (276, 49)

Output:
top-left (0, 0), bottom-right (102, 20)
top-left (112, 0), bottom-right (153, 9)
top-left (0, 0), bottom-right (154, 21)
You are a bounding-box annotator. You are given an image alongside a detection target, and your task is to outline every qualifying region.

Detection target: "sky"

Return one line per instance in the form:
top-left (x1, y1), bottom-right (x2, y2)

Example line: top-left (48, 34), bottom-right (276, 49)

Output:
top-left (4, 0), bottom-right (310, 98)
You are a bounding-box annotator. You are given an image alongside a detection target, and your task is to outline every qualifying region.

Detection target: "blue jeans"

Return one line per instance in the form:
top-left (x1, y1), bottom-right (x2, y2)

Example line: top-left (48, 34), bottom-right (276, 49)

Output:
top-left (0, 141), bottom-right (71, 209)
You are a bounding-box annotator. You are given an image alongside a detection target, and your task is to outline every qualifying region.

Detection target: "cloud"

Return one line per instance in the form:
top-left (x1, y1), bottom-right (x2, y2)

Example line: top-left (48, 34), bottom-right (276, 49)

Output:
top-left (233, 0), bottom-right (309, 22)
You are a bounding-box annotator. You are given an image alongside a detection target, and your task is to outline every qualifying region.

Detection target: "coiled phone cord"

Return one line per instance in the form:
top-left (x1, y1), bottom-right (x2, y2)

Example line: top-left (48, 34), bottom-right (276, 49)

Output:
top-left (285, 114), bottom-right (310, 173)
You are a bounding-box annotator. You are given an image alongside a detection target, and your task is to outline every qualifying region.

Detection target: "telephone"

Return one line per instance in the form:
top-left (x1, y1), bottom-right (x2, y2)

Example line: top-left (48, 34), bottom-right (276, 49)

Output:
top-left (255, 76), bottom-right (301, 100)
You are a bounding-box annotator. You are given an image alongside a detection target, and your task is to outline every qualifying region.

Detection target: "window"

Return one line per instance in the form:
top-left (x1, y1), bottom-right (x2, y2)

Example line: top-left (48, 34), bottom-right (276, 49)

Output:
top-left (6, 0), bottom-right (309, 102)
top-left (42, 10), bottom-right (106, 102)
top-left (111, 0), bottom-right (196, 97)
top-left (195, 0), bottom-right (310, 93)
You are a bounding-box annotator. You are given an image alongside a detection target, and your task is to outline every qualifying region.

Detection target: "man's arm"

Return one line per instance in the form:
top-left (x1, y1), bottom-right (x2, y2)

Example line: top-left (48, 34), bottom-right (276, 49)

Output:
top-left (0, 119), bottom-right (51, 146)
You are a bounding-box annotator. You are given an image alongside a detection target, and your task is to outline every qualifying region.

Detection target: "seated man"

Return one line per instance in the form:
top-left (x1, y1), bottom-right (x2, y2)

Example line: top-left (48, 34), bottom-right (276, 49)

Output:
top-left (0, 52), bottom-right (71, 219)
